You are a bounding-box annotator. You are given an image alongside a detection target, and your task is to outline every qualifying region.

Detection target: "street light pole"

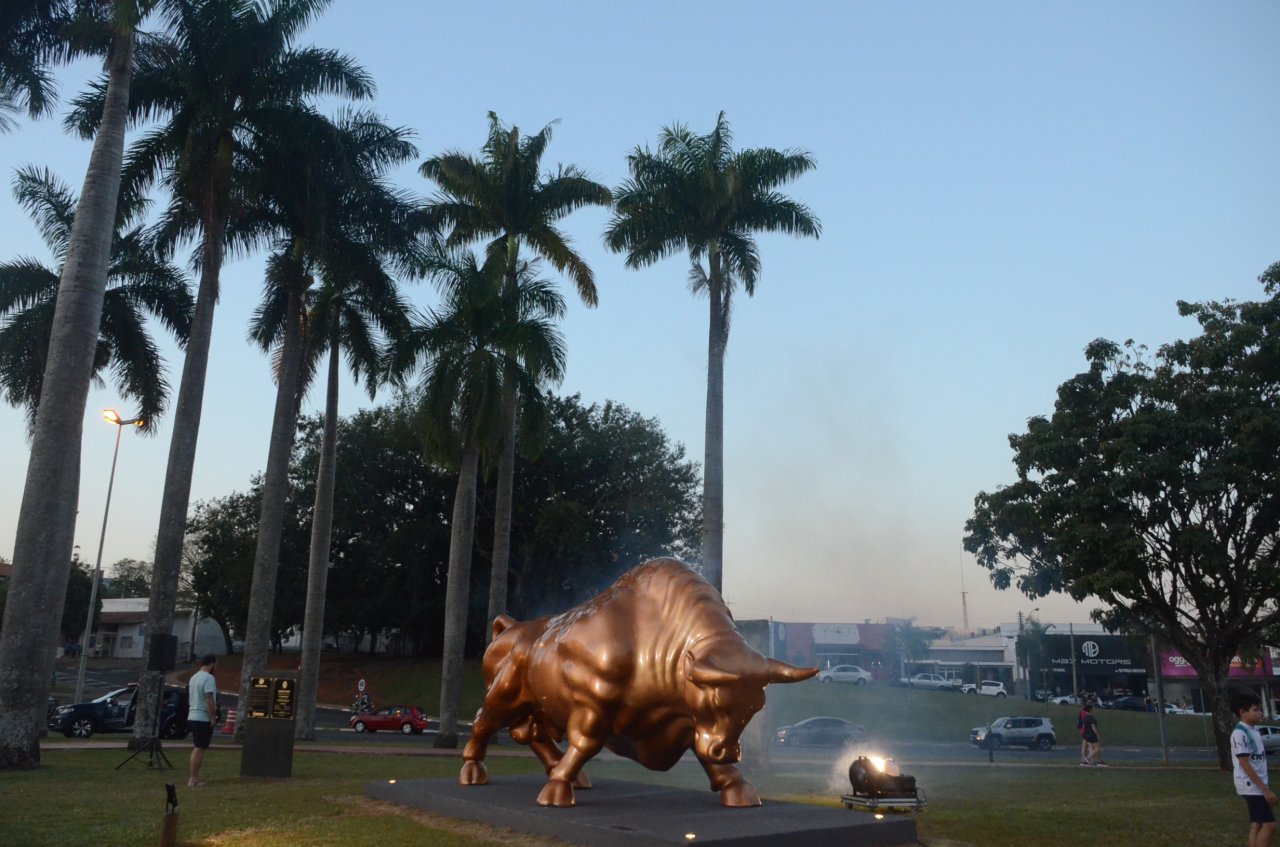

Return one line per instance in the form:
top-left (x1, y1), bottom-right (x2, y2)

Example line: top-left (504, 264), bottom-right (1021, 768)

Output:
top-left (73, 410), bottom-right (143, 704)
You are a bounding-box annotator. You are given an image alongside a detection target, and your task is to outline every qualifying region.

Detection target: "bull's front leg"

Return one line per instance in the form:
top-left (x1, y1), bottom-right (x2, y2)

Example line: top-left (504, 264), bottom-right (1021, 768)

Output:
top-left (700, 761), bottom-right (762, 808)
top-left (537, 710), bottom-right (605, 807)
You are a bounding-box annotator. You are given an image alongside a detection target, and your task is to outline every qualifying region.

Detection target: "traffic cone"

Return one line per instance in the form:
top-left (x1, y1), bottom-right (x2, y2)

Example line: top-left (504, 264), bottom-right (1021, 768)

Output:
top-left (220, 708), bottom-right (237, 735)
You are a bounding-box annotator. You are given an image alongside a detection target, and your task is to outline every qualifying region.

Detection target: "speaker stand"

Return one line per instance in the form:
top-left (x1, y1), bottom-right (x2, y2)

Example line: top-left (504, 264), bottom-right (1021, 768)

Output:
top-left (117, 678), bottom-right (173, 770)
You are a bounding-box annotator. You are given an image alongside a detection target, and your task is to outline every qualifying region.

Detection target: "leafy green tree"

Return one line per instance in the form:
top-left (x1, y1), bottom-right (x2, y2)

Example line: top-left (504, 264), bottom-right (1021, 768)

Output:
top-left (243, 109), bottom-right (418, 740)
top-left (291, 405), bottom-right (455, 657)
top-left (0, 555), bottom-right (97, 648)
top-left (185, 482), bottom-right (308, 656)
top-left (884, 622), bottom-right (934, 680)
top-left (0, 165), bottom-right (192, 433)
top-left (392, 244), bottom-right (566, 748)
top-left (66, 0), bottom-right (374, 745)
top-left (965, 267), bottom-right (1280, 768)
top-left (605, 112), bottom-right (821, 593)
top-left (1015, 616), bottom-right (1050, 698)
top-left (420, 112), bottom-right (611, 634)
top-left (492, 393), bottom-right (702, 616)
top-left (107, 557), bottom-right (151, 597)
top-left (0, 0), bottom-right (146, 770)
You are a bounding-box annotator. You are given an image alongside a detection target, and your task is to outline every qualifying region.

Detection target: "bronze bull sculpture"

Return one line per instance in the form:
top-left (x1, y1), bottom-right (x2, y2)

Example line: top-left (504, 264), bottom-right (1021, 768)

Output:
top-left (458, 558), bottom-right (817, 807)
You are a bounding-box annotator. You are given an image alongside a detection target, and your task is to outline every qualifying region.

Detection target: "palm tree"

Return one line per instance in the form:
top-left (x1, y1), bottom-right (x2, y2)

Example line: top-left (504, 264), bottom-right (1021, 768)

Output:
top-left (64, 0), bottom-right (374, 743)
top-left (0, 0), bottom-right (145, 769)
top-left (391, 244), bottom-right (566, 748)
top-left (420, 112), bottom-right (610, 636)
top-left (0, 165), bottom-right (192, 432)
top-left (0, 0), bottom-right (73, 131)
top-left (604, 112), bottom-right (821, 593)
top-left (244, 110), bottom-right (418, 740)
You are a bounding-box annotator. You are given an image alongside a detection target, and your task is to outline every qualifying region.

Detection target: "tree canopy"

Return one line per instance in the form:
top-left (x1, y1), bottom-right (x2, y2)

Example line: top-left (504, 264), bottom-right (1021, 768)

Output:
top-left (964, 265), bottom-right (1280, 767)
top-left (181, 392), bottom-right (700, 657)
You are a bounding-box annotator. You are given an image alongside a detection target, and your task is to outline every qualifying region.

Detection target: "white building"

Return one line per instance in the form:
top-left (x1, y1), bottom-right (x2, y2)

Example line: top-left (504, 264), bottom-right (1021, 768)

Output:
top-left (90, 598), bottom-right (226, 662)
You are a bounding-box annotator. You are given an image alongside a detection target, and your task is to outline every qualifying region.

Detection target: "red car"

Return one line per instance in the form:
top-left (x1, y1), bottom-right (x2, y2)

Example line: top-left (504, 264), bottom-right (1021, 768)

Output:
top-left (350, 705), bottom-right (431, 735)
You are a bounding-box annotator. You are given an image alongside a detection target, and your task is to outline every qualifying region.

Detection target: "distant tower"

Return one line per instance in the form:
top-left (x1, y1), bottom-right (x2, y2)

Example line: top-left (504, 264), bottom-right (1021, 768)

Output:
top-left (959, 550), bottom-right (970, 633)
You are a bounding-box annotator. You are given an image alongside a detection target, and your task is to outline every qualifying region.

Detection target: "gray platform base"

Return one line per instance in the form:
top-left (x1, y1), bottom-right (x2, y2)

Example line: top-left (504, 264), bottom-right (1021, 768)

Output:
top-left (366, 774), bottom-right (917, 846)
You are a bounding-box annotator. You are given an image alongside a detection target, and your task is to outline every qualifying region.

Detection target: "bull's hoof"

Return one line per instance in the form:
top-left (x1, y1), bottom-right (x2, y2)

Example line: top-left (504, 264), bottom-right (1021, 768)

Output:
top-left (536, 778), bottom-right (576, 807)
top-left (572, 771), bottom-right (592, 789)
top-left (719, 781), bottom-right (762, 807)
top-left (459, 761), bottom-right (489, 786)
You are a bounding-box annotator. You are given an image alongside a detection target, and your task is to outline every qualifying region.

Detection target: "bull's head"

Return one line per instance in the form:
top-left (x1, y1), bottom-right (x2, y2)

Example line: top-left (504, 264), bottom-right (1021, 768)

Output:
top-left (682, 642), bottom-right (817, 764)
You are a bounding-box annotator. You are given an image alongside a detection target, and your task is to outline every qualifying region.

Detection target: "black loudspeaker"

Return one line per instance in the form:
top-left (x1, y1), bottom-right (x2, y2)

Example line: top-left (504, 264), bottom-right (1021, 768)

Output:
top-left (148, 633), bottom-right (178, 673)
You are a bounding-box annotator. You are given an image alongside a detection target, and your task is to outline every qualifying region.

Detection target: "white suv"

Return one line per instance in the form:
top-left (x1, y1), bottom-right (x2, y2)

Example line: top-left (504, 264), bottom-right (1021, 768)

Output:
top-left (816, 664), bottom-right (872, 685)
top-left (961, 680), bottom-right (1008, 697)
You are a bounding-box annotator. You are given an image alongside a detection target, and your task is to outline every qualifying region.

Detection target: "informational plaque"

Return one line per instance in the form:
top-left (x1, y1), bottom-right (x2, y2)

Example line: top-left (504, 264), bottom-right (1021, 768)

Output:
top-left (271, 677), bottom-right (295, 720)
top-left (241, 671), bottom-right (297, 779)
top-left (247, 676), bottom-right (272, 718)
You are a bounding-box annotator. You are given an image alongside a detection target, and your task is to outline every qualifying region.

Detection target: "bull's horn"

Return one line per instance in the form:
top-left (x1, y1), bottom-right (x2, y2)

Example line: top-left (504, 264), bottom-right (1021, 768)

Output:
top-left (492, 614), bottom-right (518, 639)
top-left (683, 650), bottom-right (741, 686)
top-left (765, 658), bottom-right (819, 684)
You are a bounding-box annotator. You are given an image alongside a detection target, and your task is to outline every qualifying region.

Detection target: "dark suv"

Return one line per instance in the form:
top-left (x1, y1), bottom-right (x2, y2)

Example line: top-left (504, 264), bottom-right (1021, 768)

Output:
top-left (970, 716), bottom-right (1056, 750)
top-left (48, 684), bottom-right (189, 739)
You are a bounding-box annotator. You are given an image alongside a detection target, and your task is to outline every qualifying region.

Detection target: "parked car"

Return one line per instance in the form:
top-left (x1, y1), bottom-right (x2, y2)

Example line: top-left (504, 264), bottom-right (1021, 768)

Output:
top-left (1049, 693), bottom-right (1099, 706)
top-left (961, 680), bottom-right (1008, 697)
top-left (48, 684), bottom-right (189, 739)
top-left (970, 716), bottom-right (1056, 750)
top-left (774, 716), bottom-right (867, 748)
top-left (900, 673), bottom-right (962, 691)
top-left (816, 664), bottom-right (872, 685)
top-left (1256, 725), bottom-right (1280, 754)
top-left (1107, 696), bottom-right (1150, 712)
top-left (349, 705), bottom-right (432, 735)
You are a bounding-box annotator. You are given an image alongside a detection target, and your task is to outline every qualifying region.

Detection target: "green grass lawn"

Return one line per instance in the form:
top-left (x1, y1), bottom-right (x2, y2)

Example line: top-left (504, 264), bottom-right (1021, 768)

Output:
top-left (29, 666), bottom-right (1234, 845)
top-left (1, 746), bottom-right (1248, 847)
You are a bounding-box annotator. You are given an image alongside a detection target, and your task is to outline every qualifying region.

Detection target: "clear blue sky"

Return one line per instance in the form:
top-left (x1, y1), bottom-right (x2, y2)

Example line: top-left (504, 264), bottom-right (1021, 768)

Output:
top-left (1, 1), bottom-right (1276, 630)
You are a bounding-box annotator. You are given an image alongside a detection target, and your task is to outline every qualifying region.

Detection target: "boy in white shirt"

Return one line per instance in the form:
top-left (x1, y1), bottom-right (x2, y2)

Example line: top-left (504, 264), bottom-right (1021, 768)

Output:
top-left (1232, 692), bottom-right (1277, 847)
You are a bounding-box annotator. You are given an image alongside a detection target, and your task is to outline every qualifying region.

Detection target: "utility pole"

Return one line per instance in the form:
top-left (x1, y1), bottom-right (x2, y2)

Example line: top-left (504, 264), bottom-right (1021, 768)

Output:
top-left (1069, 623), bottom-right (1080, 699)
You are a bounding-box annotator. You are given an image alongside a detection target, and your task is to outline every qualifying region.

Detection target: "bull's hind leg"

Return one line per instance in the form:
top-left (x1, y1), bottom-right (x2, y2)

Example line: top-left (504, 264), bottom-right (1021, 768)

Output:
top-left (700, 761), bottom-right (762, 807)
top-left (460, 665), bottom-right (523, 786)
top-left (459, 707), bottom-right (503, 785)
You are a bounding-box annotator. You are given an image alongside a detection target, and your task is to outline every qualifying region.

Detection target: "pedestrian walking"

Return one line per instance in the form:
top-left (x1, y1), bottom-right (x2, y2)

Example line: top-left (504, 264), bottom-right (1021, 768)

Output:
top-left (187, 654), bottom-right (219, 787)
top-left (1080, 701), bottom-right (1106, 766)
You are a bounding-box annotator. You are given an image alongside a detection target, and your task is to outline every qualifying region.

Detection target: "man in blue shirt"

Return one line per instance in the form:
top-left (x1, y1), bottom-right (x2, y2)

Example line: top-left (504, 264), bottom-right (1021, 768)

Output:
top-left (187, 655), bottom-right (219, 787)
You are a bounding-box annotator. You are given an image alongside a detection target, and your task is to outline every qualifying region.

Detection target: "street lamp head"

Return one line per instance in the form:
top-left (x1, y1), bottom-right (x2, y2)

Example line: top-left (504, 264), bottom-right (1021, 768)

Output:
top-left (102, 409), bottom-right (144, 427)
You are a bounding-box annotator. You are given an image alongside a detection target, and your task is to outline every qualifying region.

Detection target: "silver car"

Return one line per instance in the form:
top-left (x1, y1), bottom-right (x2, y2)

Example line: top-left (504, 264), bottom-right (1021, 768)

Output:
top-left (1257, 725), bottom-right (1280, 754)
top-left (817, 664), bottom-right (872, 684)
top-left (970, 716), bottom-right (1056, 750)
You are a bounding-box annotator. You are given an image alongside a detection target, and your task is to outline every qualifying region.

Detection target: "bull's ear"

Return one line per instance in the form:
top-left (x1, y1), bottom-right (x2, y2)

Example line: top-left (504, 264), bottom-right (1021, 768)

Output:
top-left (683, 650), bottom-right (741, 686)
top-left (492, 615), bottom-right (517, 640)
top-left (765, 658), bottom-right (819, 684)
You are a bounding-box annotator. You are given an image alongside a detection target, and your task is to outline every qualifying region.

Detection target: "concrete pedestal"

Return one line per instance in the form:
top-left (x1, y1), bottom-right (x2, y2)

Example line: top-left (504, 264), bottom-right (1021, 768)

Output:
top-left (366, 774), bottom-right (916, 846)
top-left (239, 717), bottom-right (295, 778)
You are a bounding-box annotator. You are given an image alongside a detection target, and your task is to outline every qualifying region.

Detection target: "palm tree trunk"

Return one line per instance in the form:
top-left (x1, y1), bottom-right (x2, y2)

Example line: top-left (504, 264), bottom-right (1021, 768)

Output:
top-left (486, 237), bottom-right (520, 639)
top-left (132, 187), bottom-right (229, 746)
top-left (701, 248), bottom-right (726, 594)
top-left (235, 281), bottom-right (307, 738)
top-left (0, 27), bottom-right (135, 770)
top-left (435, 441), bottom-right (479, 748)
top-left (486, 383), bottom-right (516, 640)
top-left (296, 335), bottom-right (341, 740)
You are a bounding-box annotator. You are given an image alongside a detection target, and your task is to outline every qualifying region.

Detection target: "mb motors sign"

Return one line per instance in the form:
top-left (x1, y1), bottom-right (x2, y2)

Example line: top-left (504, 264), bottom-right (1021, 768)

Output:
top-left (1044, 635), bottom-right (1147, 678)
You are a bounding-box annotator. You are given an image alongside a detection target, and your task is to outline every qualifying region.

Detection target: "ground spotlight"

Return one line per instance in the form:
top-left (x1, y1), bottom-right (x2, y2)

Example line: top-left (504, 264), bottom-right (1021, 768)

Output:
top-left (841, 754), bottom-right (926, 813)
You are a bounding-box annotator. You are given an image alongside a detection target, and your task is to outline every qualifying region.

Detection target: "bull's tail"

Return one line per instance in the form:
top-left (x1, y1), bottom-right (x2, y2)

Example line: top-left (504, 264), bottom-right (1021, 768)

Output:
top-left (492, 614), bottom-right (518, 640)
